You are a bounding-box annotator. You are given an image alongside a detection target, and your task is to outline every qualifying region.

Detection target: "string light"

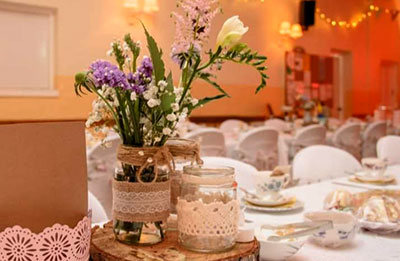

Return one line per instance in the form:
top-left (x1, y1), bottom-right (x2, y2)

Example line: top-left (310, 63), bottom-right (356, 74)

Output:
top-left (316, 3), bottom-right (400, 30)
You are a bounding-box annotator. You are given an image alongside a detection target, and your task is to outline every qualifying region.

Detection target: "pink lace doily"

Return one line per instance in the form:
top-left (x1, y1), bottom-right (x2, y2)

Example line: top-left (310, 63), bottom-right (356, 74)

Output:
top-left (0, 214), bottom-right (91, 261)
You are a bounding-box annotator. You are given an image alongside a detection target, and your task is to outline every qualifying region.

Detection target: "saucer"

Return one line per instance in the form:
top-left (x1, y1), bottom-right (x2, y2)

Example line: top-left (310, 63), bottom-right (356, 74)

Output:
top-left (244, 191), bottom-right (292, 207)
top-left (353, 170), bottom-right (395, 183)
top-left (242, 198), bottom-right (304, 213)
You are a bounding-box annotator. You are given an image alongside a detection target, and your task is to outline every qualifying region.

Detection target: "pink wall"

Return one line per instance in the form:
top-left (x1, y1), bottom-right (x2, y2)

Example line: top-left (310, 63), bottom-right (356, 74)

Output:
top-left (0, 0), bottom-right (399, 120)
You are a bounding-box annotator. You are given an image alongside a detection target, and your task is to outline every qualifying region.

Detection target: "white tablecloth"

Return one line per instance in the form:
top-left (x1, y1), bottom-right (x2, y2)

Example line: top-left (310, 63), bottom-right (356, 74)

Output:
top-left (245, 166), bottom-right (400, 260)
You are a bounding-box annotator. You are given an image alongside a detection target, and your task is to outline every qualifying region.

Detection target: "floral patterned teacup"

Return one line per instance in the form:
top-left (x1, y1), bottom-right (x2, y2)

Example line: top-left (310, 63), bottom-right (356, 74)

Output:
top-left (255, 171), bottom-right (291, 198)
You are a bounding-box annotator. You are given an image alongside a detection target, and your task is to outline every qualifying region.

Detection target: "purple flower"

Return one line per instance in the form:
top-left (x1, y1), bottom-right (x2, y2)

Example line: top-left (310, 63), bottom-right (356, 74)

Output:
top-left (90, 60), bottom-right (129, 89)
top-left (127, 57), bottom-right (153, 94)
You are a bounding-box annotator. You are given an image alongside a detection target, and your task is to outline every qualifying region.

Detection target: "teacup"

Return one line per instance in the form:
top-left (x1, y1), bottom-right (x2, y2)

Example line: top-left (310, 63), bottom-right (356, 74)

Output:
top-left (361, 157), bottom-right (387, 177)
top-left (304, 211), bottom-right (358, 248)
top-left (254, 171), bottom-right (290, 198)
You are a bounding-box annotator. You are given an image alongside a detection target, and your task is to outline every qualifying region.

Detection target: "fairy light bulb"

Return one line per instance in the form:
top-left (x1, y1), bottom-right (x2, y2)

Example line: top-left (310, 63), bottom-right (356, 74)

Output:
top-left (331, 21), bottom-right (337, 26)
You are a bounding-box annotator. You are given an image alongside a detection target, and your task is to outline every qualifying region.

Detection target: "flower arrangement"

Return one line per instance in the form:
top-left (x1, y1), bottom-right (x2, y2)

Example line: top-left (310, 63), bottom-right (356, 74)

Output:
top-left (74, 0), bottom-right (268, 245)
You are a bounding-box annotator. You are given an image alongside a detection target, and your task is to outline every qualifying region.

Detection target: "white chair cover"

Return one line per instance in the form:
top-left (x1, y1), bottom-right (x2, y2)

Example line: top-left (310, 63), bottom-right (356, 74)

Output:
top-left (264, 118), bottom-right (289, 132)
top-left (393, 110), bottom-right (400, 128)
top-left (328, 117), bottom-right (341, 130)
top-left (377, 135), bottom-right (400, 165)
top-left (88, 191), bottom-right (108, 223)
top-left (87, 134), bottom-right (121, 217)
top-left (290, 125), bottom-right (327, 160)
top-left (292, 145), bottom-right (362, 185)
top-left (220, 119), bottom-right (248, 133)
top-left (184, 128), bottom-right (227, 157)
top-left (346, 117), bottom-right (364, 124)
top-left (234, 127), bottom-right (279, 170)
top-left (201, 156), bottom-right (258, 194)
top-left (332, 123), bottom-right (362, 160)
top-left (362, 121), bottom-right (387, 158)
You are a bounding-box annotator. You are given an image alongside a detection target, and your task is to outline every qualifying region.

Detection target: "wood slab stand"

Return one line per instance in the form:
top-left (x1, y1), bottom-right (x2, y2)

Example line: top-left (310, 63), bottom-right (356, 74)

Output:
top-left (91, 222), bottom-right (259, 261)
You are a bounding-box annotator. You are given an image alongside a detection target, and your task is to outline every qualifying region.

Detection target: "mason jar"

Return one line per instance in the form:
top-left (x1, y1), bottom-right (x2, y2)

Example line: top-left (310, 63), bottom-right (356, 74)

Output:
top-left (176, 166), bottom-right (238, 253)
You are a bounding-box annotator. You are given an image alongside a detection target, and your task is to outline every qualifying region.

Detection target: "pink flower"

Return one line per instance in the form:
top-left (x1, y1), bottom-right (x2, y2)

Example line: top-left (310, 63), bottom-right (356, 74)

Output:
top-left (171, 0), bottom-right (221, 65)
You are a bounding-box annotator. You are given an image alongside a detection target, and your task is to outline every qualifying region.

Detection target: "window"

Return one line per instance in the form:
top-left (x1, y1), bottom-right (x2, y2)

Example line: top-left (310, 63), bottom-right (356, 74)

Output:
top-left (0, 2), bottom-right (56, 97)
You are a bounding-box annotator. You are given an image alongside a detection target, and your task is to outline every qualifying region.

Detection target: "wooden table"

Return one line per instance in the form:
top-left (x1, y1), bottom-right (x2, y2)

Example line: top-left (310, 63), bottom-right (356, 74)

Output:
top-left (91, 222), bottom-right (259, 261)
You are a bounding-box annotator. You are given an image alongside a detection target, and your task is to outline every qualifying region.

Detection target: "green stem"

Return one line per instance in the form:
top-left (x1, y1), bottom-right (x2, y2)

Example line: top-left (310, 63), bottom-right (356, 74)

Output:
top-left (88, 84), bottom-right (124, 141)
top-left (115, 89), bottom-right (132, 144)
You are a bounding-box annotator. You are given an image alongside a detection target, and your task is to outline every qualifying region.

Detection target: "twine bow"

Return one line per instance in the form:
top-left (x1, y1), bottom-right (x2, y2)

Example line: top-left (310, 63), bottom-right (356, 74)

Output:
top-left (117, 139), bottom-right (203, 184)
top-left (117, 145), bottom-right (175, 184)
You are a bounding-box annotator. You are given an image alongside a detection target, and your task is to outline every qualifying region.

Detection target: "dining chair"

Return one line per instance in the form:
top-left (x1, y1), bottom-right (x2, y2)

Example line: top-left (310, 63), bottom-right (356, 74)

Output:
top-left (377, 135), bottom-right (400, 165)
top-left (362, 121), bottom-right (387, 158)
top-left (328, 117), bottom-right (342, 130)
top-left (346, 117), bottom-right (364, 124)
top-left (289, 125), bottom-right (327, 161)
top-left (331, 123), bottom-right (362, 160)
top-left (264, 118), bottom-right (289, 132)
top-left (201, 156), bottom-right (258, 193)
top-left (219, 119), bottom-right (248, 133)
top-left (292, 145), bottom-right (362, 185)
top-left (88, 191), bottom-right (108, 223)
top-left (184, 128), bottom-right (227, 157)
top-left (234, 127), bottom-right (279, 170)
top-left (87, 134), bottom-right (121, 217)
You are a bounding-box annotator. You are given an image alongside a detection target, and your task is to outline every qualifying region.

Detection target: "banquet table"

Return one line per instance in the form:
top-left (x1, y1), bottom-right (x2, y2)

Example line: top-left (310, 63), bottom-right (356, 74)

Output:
top-left (245, 166), bottom-right (400, 261)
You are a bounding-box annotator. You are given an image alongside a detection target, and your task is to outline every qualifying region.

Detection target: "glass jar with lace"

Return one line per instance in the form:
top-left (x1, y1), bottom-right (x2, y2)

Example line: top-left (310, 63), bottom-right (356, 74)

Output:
top-left (176, 166), bottom-right (239, 253)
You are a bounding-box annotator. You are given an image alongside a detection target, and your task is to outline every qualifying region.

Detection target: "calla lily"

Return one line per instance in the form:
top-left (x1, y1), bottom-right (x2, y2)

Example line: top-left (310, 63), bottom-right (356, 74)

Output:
top-left (216, 16), bottom-right (249, 48)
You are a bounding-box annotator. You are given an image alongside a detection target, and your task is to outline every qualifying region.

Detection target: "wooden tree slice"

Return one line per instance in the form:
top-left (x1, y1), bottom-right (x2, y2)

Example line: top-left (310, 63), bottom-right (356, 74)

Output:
top-left (91, 222), bottom-right (259, 261)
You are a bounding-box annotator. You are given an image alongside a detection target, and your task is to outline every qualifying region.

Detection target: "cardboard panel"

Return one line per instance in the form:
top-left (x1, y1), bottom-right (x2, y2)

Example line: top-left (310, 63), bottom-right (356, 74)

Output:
top-left (0, 121), bottom-right (87, 233)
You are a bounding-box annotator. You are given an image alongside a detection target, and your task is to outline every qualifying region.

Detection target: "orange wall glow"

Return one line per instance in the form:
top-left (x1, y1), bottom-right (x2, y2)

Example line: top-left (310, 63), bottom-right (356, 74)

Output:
top-left (0, 0), bottom-right (399, 121)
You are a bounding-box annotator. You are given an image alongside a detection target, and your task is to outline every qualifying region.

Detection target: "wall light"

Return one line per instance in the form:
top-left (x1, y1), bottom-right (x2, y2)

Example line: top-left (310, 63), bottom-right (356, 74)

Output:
top-left (124, 0), bottom-right (140, 12)
top-left (290, 24), bottom-right (303, 39)
top-left (280, 21), bottom-right (303, 39)
top-left (124, 0), bottom-right (159, 14)
top-left (279, 21), bottom-right (292, 35)
top-left (143, 0), bottom-right (159, 13)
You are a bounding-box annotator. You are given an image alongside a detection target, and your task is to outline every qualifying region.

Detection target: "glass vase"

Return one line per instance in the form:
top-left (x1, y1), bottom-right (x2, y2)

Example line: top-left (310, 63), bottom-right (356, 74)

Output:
top-left (177, 166), bottom-right (238, 253)
top-left (113, 164), bottom-right (169, 245)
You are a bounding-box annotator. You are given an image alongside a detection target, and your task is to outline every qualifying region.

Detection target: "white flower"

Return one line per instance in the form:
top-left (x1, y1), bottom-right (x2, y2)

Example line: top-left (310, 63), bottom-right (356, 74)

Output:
top-left (163, 127), bottom-right (172, 135)
top-left (147, 98), bottom-right (161, 108)
top-left (174, 87), bottom-right (184, 96)
top-left (106, 49), bottom-right (113, 56)
top-left (166, 113), bottom-right (177, 122)
top-left (191, 98), bottom-right (199, 106)
top-left (171, 103), bottom-right (179, 112)
top-left (158, 80), bottom-right (168, 88)
top-left (130, 92), bottom-right (137, 101)
top-left (216, 16), bottom-right (248, 48)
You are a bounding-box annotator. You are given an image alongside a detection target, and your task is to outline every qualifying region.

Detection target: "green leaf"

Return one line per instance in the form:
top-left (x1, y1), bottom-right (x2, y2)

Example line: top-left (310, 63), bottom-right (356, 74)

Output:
top-left (199, 73), bottom-right (230, 98)
top-left (189, 94), bottom-right (227, 113)
top-left (141, 22), bottom-right (165, 84)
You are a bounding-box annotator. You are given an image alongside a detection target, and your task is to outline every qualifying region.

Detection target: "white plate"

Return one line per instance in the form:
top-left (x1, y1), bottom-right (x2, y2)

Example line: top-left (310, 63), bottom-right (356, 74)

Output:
top-left (242, 199), bottom-right (304, 213)
top-left (358, 219), bottom-right (400, 234)
top-left (244, 193), bottom-right (292, 207)
top-left (353, 170), bottom-right (395, 183)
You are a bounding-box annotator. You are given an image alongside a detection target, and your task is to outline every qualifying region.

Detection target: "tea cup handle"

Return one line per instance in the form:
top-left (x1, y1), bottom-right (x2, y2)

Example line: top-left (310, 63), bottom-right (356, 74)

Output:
top-left (282, 174), bottom-right (291, 188)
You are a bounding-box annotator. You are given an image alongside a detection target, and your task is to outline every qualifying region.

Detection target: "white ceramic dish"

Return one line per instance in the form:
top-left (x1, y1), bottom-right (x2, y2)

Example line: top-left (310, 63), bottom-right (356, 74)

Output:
top-left (255, 226), bottom-right (306, 261)
top-left (304, 211), bottom-right (358, 248)
top-left (244, 191), bottom-right (292, 207)
top-left (358, 219), bottom-right (400, 234)
top-left (353, 170), bottom-right (395, 183)
top-left (243, 199), bottom-right (304, 213)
